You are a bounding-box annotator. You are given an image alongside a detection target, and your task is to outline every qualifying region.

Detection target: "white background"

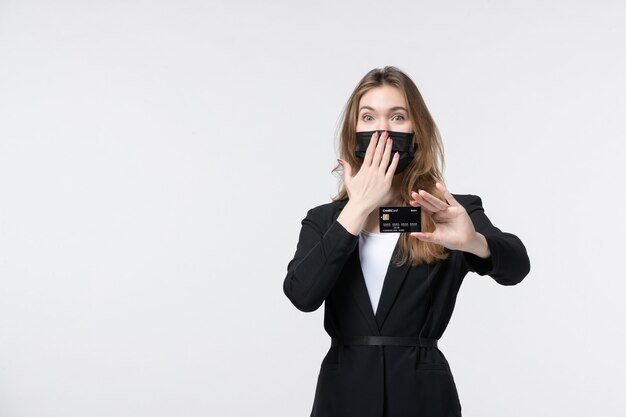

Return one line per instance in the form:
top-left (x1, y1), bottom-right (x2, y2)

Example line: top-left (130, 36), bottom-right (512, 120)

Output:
top-left (1, 1), bottom-right (625, 416)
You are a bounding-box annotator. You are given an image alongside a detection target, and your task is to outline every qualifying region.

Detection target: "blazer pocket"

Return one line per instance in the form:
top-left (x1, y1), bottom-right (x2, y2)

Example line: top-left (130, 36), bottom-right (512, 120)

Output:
top-left (413, 364), bottom-right (462, 416)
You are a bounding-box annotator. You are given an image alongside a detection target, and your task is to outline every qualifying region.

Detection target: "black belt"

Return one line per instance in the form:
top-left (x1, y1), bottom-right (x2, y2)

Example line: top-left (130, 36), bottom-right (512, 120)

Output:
top-left (331, 336), bottom-right (438, 347)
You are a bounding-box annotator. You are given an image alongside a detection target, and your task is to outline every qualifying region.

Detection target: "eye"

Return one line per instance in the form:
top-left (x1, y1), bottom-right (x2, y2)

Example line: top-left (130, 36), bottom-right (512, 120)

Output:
top-left (362, 114), bottom-right (373, 121)
top-left (393, 114), bottom-right (406, 121)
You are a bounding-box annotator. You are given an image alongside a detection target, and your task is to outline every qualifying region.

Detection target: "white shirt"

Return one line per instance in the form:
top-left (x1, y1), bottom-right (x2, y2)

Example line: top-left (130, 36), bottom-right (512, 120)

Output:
top-left (358, 229), bottom-right (401, 315)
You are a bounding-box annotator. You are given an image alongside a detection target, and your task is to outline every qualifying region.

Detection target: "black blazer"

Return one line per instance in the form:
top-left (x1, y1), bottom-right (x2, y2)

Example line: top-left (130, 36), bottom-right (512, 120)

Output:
top-left (283, 194), bottom-right (531, 417)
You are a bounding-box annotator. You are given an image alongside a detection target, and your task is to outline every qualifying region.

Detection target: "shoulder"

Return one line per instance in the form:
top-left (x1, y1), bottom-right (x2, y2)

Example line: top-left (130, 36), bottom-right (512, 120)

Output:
top-left (451, 193), bottom-right (484, 214)
top-left (306, 198), bottom-right (348, 218)
top-left (302, 198), bottom-right (349, 229)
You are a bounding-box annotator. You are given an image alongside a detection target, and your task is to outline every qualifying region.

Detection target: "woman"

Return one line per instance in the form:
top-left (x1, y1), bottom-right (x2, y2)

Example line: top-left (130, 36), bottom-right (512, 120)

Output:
top-left (283, 66), bottom-right (530, 417)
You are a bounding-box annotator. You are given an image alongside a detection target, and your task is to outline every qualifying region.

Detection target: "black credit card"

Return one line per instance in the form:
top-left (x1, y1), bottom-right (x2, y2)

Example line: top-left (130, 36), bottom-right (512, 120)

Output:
top-left (379, 206), bottom-right (421, 233)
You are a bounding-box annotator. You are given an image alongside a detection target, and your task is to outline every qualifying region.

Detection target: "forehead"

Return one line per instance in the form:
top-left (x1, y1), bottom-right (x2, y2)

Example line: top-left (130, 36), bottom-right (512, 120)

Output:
top-left (358, 85), bottom-right (407, 110)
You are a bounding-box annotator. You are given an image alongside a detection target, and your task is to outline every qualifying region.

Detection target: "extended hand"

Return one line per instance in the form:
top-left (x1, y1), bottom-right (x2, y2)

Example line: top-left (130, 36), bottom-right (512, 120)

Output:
top-left (409, 182), bottom-right (483, 253)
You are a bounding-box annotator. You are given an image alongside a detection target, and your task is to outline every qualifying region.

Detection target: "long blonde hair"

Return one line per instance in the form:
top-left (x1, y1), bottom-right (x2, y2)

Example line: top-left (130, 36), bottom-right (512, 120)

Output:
top-left (331, 66), bottom-right (450, 267)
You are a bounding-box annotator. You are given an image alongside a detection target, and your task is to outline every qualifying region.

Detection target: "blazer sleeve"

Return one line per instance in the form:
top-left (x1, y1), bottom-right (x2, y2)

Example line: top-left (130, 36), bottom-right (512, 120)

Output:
top-left (462, 194), bottom-right (531, 285)
top-left (283, 207), bottom-right (359, 312)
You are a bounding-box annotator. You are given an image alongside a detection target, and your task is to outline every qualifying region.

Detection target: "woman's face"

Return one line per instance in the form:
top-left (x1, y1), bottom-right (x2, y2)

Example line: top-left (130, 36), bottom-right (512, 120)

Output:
top-left (356, 85), bottom-right (413, 133)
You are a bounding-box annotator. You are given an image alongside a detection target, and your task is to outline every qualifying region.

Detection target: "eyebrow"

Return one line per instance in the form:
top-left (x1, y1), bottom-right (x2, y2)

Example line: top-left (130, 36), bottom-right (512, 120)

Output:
top-left (359, 106), bottom-right (408, 113)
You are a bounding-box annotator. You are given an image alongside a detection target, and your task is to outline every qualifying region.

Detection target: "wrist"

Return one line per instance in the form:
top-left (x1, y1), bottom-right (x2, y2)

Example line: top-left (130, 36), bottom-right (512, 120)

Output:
top-left (344, 199), bottom-right (371, 218)
top-left (465, 232), bottom-right (491, 259)
top-left (336, 200), bottom-right (370, 236)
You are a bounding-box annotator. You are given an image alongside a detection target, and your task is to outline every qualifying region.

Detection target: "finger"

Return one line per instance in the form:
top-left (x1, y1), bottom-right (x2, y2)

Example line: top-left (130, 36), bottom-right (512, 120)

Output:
top-left (385, 151), bottom-right (400, 181)
top-left (411, 191), bottom-right (439, 212)
top-left (362, 131), bottom-right (379, 167)
top-left (379, 135), bottom-right (393, 175)
top-left (409, 231), bottom-right (434, 242)
top-left (410, 198), bottom-right (433, 215)
top-left (410, 231), bottom-right (444, 246)
top-left (371, 130), bottom-right (388, 169)
top-left (414, 189), bottom-right (449, 211)
top-left (408, 197), bottom-right (421, 207)
top-left (435, 182), bottom-right (460, 206)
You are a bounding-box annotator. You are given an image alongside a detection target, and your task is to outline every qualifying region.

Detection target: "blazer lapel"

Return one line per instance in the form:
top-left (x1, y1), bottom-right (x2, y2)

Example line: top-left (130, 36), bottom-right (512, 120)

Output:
top-left (347, 250), bottom-right (381, 336)
top-left (372, 238), bottom-right (411, 330)
top-left (333, 199), bottom-right (411, 334)
top-left (333, 199), bottom-right (380, 335)
top-left (349, 238), bottom-right (411, 333)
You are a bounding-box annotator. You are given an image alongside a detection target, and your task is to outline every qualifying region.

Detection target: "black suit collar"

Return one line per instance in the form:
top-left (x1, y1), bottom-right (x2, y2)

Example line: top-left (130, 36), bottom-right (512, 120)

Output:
top-left (331, 197), bottom-right (421, 333)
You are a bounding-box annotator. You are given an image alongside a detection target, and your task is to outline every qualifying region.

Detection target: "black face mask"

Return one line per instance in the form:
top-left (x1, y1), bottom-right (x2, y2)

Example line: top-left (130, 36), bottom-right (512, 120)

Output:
top-left (355, 130), bottom-right (417, 175)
